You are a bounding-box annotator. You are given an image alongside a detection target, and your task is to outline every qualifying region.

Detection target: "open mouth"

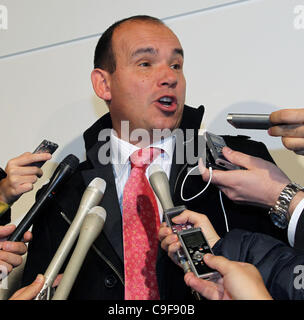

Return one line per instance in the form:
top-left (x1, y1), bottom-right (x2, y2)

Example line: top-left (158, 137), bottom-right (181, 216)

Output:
top-left (156, 96), bottom-right (177, 112)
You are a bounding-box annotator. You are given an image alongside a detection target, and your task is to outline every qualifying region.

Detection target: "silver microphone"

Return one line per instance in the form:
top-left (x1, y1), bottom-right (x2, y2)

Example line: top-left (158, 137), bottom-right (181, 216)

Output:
top-left (52, 206), bottom-right (106, 300)
top-left (148, 164), bottom-right (174, 210)
top-left (35, 177), bottom-right (106, 300)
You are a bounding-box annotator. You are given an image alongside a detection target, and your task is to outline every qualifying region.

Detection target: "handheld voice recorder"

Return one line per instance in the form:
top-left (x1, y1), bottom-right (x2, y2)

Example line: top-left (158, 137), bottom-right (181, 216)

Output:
top-left (204, 131), bottom-right (242, 171)
top-left (31, 139), bottom-right (58, 168)
top-left (177, 228), bottom-right (220, 280)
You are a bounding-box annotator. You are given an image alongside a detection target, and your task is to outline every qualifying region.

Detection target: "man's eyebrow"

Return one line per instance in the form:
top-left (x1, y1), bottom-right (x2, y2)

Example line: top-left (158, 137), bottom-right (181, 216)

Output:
top-left (131, 47), bottom-right (157, 58)
top-left (174, 48), bottom-right (184, 58)
top-left (131, 47), bottom-right (184, 58)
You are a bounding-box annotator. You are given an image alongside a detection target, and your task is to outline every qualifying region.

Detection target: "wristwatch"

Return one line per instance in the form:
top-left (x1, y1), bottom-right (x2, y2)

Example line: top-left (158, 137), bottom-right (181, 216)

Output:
top-left (268, 182), bottom-right (304, 229)
top-left (0, 167), bottom-right (7, 181)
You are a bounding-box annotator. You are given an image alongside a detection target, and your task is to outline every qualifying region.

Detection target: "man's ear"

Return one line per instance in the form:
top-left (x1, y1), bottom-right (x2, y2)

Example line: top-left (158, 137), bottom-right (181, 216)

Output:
top-left (91, 68), bottom-right (112, 101)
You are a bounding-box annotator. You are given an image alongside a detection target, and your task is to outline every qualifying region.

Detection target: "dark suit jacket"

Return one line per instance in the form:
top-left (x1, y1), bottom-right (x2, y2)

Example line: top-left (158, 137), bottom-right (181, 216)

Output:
top-left (22, 105), bottom-right (287, 300)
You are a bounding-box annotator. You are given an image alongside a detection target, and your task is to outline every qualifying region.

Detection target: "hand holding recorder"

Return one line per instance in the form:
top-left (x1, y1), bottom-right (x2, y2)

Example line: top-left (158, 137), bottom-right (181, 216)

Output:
top-left (199, 146), bottom-right (293, 210)
top-left (0, 140), bottom-right (57, 206)
top-left (159, 210), bottom-right (272, 300)
top-left (159, 210), bottom-right (220, 263)
top-left (184, 254), bottom-right (273, 300)
top-left (0, 152), bottom-right (51, 206)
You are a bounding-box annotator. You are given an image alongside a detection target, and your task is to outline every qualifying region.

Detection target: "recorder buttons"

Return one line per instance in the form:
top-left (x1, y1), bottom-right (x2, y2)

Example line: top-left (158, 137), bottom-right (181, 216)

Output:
top-left (192, 251), bottom-right (204, 262)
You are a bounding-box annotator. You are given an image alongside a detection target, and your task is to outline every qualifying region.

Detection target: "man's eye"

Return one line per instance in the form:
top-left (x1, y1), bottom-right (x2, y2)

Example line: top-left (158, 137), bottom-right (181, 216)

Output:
top-left (139, 62), bottom-right (151, 67)
top-left (171, 64), bottom-right (181, 70)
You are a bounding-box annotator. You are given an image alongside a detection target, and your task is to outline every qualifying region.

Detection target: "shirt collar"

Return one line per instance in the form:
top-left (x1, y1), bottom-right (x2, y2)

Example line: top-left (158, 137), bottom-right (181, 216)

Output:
top-left (110, 130), bottom-right (175, 178)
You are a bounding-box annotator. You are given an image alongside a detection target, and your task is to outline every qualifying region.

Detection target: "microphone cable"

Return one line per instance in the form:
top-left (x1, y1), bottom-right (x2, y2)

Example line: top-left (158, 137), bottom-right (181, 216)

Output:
top-left (180, 164), bottom-right (229, 232)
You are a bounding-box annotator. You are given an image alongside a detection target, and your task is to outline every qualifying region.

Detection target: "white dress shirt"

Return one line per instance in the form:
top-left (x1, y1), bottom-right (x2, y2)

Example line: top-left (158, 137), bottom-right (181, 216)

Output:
top-left (288, 199), bottom-right (304, 246)
top-left (110, 130), bottom-right (175, 224)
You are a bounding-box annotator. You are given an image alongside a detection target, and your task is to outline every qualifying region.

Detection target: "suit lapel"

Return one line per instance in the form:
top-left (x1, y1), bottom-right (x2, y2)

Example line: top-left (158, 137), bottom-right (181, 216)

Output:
top-left (81, 144), bottom-right (124, 263)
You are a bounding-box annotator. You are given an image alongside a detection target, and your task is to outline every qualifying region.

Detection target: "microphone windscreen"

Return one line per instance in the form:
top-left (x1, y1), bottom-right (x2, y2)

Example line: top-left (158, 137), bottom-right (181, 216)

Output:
top-left (60, 154), bottom-right (80, 172)
top-left (88, 177), bottom-right (106, 194)
top-left (87, 205), bottom-right (107, 223)
top-left (148, 164), bottom-right (174, 211)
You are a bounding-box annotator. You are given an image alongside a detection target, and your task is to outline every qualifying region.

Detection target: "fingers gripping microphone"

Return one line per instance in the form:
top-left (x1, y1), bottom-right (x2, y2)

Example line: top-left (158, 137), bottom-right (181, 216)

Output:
top-left (8, 154), bottom-right (80, 242)
top-left (35, 177), bottom-right (106, 300)
top-left (52, 206), bottom-right (106, 300)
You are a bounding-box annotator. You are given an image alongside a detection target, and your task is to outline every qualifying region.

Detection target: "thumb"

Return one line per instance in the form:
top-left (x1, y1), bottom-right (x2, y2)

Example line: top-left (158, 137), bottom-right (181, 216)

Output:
top-left (221, 147), bottom-right (253, 169)
top-left (203, 254), bottom-right (234, 276)
top-left (9, 274), bottom-right (44, 300)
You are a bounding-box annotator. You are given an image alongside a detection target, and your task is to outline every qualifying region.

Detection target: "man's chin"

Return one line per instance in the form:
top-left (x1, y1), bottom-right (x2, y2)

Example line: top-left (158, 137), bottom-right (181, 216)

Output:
top-left (152, 112), bottom-right (182, 129)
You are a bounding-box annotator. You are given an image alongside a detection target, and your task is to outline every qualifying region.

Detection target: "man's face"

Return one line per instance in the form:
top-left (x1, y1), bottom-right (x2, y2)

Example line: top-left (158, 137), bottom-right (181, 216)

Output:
top-left (107, 21), bottom-right (186, 142)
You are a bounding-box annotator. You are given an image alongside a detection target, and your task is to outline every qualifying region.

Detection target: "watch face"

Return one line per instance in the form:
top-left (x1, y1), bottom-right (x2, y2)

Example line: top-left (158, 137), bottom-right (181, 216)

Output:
top-left (270, 211), bottom-right (288, 229)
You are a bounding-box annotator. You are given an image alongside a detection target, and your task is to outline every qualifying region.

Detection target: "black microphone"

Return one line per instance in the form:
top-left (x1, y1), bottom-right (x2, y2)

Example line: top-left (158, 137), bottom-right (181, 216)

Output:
top-left (8, 154), bottom-right (79, 242)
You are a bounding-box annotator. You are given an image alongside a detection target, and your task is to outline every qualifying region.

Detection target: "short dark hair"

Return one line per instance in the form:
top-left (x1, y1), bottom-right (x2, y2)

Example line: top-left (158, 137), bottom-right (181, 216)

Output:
top-left (93, 15), bottom-right (165, 73)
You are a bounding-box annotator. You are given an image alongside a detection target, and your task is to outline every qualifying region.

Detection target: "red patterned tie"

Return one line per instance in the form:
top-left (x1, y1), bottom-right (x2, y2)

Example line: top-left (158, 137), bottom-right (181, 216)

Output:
top-left (123, 147), bottom-right (161, 300)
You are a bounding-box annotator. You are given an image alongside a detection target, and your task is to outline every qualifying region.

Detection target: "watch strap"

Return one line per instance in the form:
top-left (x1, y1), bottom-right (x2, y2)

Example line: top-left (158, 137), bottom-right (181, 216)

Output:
top-left (269, 182), bottom-right (304, 229)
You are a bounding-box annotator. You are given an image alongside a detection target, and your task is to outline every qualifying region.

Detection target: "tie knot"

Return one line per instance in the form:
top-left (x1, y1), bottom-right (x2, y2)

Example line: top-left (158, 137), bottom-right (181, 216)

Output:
top-left (130, 147), bottom-right (161, 169)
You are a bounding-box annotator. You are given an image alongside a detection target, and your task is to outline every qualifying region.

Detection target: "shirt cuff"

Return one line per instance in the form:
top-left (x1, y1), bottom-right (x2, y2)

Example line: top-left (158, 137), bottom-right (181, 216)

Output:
top-left (287, 198), bottom-right (304, 247)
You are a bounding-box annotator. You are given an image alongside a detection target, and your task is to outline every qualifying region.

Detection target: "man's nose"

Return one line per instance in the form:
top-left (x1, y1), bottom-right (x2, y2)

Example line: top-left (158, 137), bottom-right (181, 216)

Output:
top-left (157, 66), bottom-right (178, 88)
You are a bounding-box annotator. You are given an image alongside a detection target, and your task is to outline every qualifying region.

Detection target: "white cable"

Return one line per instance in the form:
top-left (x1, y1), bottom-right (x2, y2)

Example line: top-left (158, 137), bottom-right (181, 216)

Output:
top-left (180, 166), bottom-right (213, 201)
top-left (219, 190), bottom-right (229, 232)
top-left (180, 164), bottom-right (230, 233)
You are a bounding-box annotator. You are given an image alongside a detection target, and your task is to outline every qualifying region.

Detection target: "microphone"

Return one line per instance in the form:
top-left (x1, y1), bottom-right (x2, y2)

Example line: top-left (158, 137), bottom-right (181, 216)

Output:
top-left (8, 154), bottom-right (79, 242)
top-left (35, 177), bottom-right (106, 300)
top-left (148, 164), bottom-right (174, 211)
top-left (148, 164), bottom-right (188, 231)
top-left (52, 206), bottom-right (106, 300)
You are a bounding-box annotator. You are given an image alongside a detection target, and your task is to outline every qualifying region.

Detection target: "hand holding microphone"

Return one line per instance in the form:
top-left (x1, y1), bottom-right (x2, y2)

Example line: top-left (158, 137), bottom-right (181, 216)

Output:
top-left (52, 206), bottom-right (106, 300)
top-left (8, 154), bottom-right (80, 242)
top-left (35, 177), bottom-right (106, 300)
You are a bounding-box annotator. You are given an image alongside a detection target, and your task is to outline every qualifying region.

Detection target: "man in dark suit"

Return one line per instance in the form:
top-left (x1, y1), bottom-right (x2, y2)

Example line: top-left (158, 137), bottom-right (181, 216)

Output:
top-left (22, 15), bottom-right (286, 300)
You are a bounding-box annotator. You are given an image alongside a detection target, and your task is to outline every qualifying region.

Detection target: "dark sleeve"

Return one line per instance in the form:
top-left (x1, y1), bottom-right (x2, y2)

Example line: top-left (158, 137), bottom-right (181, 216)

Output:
top-left (223, 135), bottom-right (275, 163)
top-left (0, 208), bottom-right (11, 226)
top-left (212, 229), bottom-right (304, 300)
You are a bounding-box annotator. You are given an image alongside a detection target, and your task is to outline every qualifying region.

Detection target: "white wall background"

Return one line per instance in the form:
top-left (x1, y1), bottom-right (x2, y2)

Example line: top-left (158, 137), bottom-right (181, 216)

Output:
top-left (0, 0), bottom-right (303, 224)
